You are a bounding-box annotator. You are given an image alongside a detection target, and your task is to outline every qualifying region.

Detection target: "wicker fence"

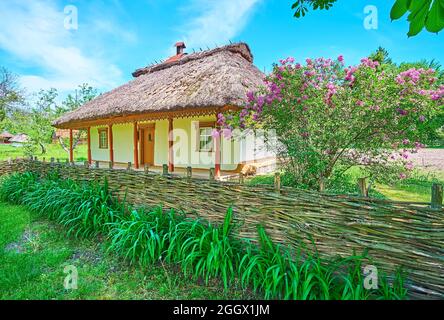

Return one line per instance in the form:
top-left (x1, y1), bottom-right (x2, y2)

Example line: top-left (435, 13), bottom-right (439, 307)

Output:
top-left (0, 158), bottom-right (443, 299)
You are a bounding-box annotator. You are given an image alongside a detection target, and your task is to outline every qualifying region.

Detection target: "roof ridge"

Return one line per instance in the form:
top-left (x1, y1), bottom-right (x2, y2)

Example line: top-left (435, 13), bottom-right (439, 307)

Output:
top-left (132, 42), bottom-right (253, 78)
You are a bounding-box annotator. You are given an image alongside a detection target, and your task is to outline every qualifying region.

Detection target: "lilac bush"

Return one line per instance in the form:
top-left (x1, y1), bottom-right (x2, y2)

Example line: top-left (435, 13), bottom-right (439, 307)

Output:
top-left (219, 56), bottom-right (443, 190)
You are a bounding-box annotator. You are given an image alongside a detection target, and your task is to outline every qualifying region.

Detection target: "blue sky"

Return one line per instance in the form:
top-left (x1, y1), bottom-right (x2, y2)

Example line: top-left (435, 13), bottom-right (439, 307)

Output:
top-left (0, 0), bottom-right (443, 97)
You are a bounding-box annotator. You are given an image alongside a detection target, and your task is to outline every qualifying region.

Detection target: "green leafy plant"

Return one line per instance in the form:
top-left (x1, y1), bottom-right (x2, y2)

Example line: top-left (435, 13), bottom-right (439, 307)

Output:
top-left (0, 172), bottom-right (409, 300)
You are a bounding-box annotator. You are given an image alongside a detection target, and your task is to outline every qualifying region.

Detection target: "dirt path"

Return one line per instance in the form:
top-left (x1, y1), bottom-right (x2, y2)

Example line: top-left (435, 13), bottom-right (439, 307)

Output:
top-left (409, 149), bottom-right (444, 173)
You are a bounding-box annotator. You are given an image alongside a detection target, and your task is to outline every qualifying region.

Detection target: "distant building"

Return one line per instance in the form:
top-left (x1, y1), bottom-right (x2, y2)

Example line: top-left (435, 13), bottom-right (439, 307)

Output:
top-left (0, 131), bottom-right (14, 144)
top-left (9, 133), bottom-right (29, 147)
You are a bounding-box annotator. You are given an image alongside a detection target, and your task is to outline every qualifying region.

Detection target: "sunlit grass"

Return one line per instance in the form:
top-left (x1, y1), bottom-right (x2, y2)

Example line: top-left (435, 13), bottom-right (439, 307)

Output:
top-left (0, 144), bottom-right (87, 162)
top-left (0, 202), bottom-right (255, 300)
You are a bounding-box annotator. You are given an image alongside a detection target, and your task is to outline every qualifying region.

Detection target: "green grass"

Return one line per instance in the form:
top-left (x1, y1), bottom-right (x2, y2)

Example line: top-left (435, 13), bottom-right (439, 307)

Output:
top-left (0, 144), bottom-right (87, 162)
top-left (0, 202), bottom-right (255, 300)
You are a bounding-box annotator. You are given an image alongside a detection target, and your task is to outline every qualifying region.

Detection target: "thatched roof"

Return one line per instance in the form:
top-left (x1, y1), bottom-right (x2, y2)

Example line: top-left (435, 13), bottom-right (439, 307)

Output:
top-left (0, 131), bottom-right (13, 139)
top-left (9, 133), bottom-right (28, 143)
top-left (53, 43), bottom-right (264, 128)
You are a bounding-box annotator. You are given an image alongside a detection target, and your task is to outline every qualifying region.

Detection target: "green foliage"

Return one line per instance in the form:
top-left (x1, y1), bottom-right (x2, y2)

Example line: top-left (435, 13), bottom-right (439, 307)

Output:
top-left (391, 0), bottom-right (444, 36)
top-left (291, 0), bottom-right (444, 36)
top-left (0, 202), bottom-right (251, 300)
top-left (0, 172), bottom-right (409, 300)
top-left (291, 0), bottom-right (337, 18)
top-left (1, 83), bottom-right (97, 156)
top-left (222, 55), bottom-right (442, 190)
top-left (0, 68), bottom-right (23, 122)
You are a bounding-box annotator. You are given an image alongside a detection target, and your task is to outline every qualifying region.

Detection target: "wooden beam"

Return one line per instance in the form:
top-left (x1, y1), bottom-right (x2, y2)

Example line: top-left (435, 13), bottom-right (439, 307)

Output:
top-left (215, 129), bottom-right (221, 178)
top-left (168, 117), bottom-right (174, 172)
top-left (87, 127), bottom-right (92, 164)
top-left (53, 106), bottom-right (222, 130)
top-left (109, 124), bottom-right (114, 164)
top-left (69, 129), bottom-right (74, 163)
top-left (133, 122), bottom-right (139, 169)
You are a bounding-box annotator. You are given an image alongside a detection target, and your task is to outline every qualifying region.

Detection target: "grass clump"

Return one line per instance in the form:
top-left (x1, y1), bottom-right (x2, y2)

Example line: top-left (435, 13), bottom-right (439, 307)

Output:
top-left (0, 172), bottom-right (408, 300)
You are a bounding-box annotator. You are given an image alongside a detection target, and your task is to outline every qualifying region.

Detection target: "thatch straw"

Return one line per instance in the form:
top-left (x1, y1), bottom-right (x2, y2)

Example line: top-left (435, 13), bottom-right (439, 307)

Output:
top-left (53, 43), bottom-right (264, 128)
top-left (1, 159), bottom-right (443, 300)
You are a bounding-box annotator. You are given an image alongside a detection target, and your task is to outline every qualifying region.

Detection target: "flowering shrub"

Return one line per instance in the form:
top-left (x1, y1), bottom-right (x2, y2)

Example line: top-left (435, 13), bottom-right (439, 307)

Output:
top-left (219, 56), bottom-right (443, 190)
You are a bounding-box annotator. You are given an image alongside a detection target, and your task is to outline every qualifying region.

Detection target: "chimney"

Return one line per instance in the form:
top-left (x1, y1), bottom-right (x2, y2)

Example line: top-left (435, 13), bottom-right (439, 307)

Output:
top-left (175, 42), bottom-right (186, 55)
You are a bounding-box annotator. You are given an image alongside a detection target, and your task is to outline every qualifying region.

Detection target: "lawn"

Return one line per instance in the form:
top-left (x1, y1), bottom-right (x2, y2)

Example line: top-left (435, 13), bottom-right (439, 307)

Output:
top-left (0, 202), bottom-right (253, 300)
top-left (0, 144), bottom-right (87, 162)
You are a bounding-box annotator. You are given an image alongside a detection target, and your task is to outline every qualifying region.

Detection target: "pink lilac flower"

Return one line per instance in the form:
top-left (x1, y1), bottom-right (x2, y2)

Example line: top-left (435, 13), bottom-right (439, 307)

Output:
top-left (399, 173), bottom-right (407, 180)
top-left (222, 129), bottom-right (232, 139)
top-left (211, 129), bottom-right (220, 138)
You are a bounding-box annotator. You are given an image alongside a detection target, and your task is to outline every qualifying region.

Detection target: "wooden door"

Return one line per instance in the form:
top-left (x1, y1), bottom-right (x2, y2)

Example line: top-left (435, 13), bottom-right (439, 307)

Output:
top-left (142, 127), bottom-right (155, 165)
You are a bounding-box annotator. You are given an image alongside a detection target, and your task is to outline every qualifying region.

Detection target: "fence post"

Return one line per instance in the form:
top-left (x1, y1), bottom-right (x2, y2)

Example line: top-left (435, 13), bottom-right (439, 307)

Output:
top-left (209, 168), bottom-right (215, 181)
top-left (357, 177), bottom-right (369, 197)
top-left (162, 164), bottom-right (168, 176)
top-left (431, 183), bottom-right (443, 210)
top-left (319, 176), bottom-right (325, 193)
top-left (274, 172), bottom-right (281, 193)
top-left (84, 161), bottom-right (89, 168)
top-left (239, 172), bottom-right (244, 184)
top-left (109, 162), bottom-right (113, 169)
top-left (127, 162), bottom-right (132, 171)
top-left (187, 166), bottom-right (192, 180)
top-left (144, 164), bottom-right (150, 173)
top-left (95, 161), bottom-right (100, 169)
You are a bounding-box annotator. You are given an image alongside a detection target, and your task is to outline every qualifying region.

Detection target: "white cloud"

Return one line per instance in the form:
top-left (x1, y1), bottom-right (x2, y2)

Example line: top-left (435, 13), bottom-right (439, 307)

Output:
top-left (0, 0), bottom-right (130, 95)
top-left (178, 0), bottom-right (261, 50)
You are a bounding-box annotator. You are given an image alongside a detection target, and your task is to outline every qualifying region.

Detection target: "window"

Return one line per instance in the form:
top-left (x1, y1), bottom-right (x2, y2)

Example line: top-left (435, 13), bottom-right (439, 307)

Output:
top-left (199, 127), bottom-right (214, 152)
top-left (98, 129), bottom-right (108, 149)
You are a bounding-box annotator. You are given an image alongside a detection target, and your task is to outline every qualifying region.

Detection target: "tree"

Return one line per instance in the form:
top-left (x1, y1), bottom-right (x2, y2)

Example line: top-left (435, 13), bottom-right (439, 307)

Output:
top-left (218, 56), bottom-right (443, 191)
top-left (291, 0), bottom-right (444, 37)
top-left (369, 47), bottom-right (393, 65)
top-left (24, 89), bottom-right (59, 155)
top-left (0, 67), bottom-right (23, 122)
top-left (56, 84), bottom-right (98, 153)
top-left (57, 83), bottom-right (97, 116)
top-left (399, 59), bottom-right (444, 145)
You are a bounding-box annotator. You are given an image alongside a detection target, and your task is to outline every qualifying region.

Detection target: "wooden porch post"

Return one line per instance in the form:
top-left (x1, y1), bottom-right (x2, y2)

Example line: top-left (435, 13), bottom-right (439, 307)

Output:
top-left (215, 129), bottom-right (221, 178)
top-left (87, 127), bottom-right (92, 165)
top-left (109, 124), bottom-right (114, 164)
top-left (168, 117), bottom-right (174, 172)
top-left (69, 129), bottom-right (74, 163)
top-left (133, 122), bottom-right (139, 169)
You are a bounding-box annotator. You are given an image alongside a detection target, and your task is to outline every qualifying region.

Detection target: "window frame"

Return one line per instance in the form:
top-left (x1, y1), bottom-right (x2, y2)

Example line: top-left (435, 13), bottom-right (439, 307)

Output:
top-left (197, 121), bottom-right (216, 152)
top-left (98, 128), bottom-right (108, 149)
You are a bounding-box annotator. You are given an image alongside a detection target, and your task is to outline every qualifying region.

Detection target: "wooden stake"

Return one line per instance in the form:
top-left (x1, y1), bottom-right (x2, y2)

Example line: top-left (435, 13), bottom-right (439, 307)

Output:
top-left (69, 129), bottom-right (74, 163)
top-left (187, 166), bottom-right (192, 180)
top-left (274, 172), bottom-right (281, 193)
top-left (358, 178), bottom-right (369, 197)
top-left (431, 184), bottom-right (443, 210)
